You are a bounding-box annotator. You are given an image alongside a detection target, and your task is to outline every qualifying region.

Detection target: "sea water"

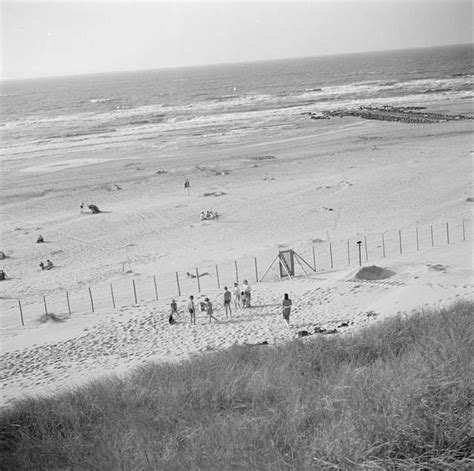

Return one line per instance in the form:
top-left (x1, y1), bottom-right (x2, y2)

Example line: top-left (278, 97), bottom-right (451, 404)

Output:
top-left (1, 44), bottom-right (472, 162)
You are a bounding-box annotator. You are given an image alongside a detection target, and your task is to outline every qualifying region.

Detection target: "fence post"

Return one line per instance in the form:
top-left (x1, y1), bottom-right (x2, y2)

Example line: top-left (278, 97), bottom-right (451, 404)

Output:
top-left (132, 279), bottom-right (138, 304)
top-left (88, 287), bottom-right (95, 313)
top-left (110, 284), bottom-right (116, 309)
top-left (196, 268), bottom-right (201, 293)
top-left (329, 243), bottom-right (333, 269)
top-left (416, 227), bottom-right (419, 251)
top-left (382, 233), bottom-right (386, 258)
top-left (364, 236), bottom-right (368, 261)
top-left (347, 240), bottom-right (350, 265)
top-left (66, 291), bottom-right (71, 316)
top-left (430, 225), bottom-right (434, 247)
top-left (357, 241), bottom-right (362, 266)
top-left (176, 272), bottom-right (181, 297)
top-left (234, 261), bottom-right (239, 283)
top-left (43, 296), bottom-right (48, 315)
top-left (462, 220), bottom-right (466, 241)
top-left (153, 276), bottom-right (158, 300)
top-left (312, 246), bottom-right (316, 271)
top-left (18, 300), bottom-right (24, 326)
top-left (215, 265), bottom-right (221, 289)
top-left (254, 257), bottom-right (259, 283)
top-left (399, 230), bottom-right (403, 254)
top-left (446, 222), bottom-right (450, 244)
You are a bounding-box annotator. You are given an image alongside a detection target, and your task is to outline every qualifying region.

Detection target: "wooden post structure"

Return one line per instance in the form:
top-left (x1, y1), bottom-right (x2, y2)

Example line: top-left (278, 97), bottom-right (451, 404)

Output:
top-left (110, 284), bottom-right (116, 309)
top-left (132, 279), bottom-right (138, 304)
top-left (430, 225), bottom-right (434, 247)
top-left (215, 264), bottom-right (221, 289)
top-left (18, 300), bottom-right (24, 326)
top-left (399, 230), bottom-right (402, 254)
top-left (43, 296), bottom-right (48, 315)
top-left (416, 227), bottom-right (419, 251)
top-left (347, 240), bottom-right (350, 265)
top-left (364, 236), bottom-right (368, 261)
top-left (153, 276), bottom-right (158, 300)
top-left (66, 291), bottom-right (71, 316)
top-left (357, 241), bottom-right (362, 266)
top-left (176, 272), bottom-right (181, 297)
top-left (312, 246), bottom-right (316, 271)
top-left (446, 222), bottom-right (450, 244)
top-left (234, 261), bottom-right (239, 283)
top-left (88, 287), bottom-right (95, 313)
top-left (462, 220), bottom-right (466, 241)
top-left (329, 243), bottom-right (334, 269)
top-left (195, 268), bottom-right (201, 293)
top-left (254, 257), bottom-right (259, 283)
top-left (382, 233), bottom-right (386, 258)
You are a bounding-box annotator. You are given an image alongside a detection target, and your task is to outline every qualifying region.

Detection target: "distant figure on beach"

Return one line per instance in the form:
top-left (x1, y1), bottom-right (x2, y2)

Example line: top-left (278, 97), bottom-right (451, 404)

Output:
top-left (46, 259), bottom-right (53, 270)
top-left (80, 203), bottom-right (85, 215)
top-left (188, 295), bottom-right (196, 325)
top-left (88, 204), bottom-right (101, 214)
top-left (282, 293), bottom-right (292, 326)
top-left (233, 282), bottom-right (241, 309)
top-left (223, 287), bottom-right (232, 317)
top-left (169, 299), bottom-right (178, 324)
top-left (204, 298), bottom-right (218, 323)
top-left (242, 280), bottom-right (251, 307)
top-left (0, 269), bottom-right (6, 281)
top-left (184, 179), bottom-right (190, 196)
top-left (36, 234), bottom-right (44, 243)
top-left (39, 261), bottom-right (45, 270)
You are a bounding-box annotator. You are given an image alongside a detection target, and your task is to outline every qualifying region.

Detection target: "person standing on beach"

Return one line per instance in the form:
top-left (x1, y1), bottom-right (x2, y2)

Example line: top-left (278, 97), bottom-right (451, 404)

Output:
top-left (184, 179), bottom-right (190, 196)
top-left (242, 280), bottom-right (251, 307)
top-left (223, 287), bottom-right (232, 318)
top-left (233, 282), bottom-right (241, 309)
top-left (169, 299), bottom-right (178, 324)
top-left (188, 295), bottom-right (196, 325)
top-left (204, 297), bottom-right (218, 323)
top-left (282, 293), bottom-right (292, 326)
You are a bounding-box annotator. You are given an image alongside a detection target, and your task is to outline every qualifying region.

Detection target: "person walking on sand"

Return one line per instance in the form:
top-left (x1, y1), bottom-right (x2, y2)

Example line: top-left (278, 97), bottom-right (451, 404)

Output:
top-left (169, 299), bottom-right (179, 325)
top-left (188, 295), bottom-right (196, 325)
top-left (282, 293), bottom-right (292, 326)
top-left (233, 282), bottom-right (241, 309)
top-left (223, 287), bottom-right (232, 318)
top-left (204, 298), bottom-right (218, 323)
top-left (242, 280), bottom-right (251, 307)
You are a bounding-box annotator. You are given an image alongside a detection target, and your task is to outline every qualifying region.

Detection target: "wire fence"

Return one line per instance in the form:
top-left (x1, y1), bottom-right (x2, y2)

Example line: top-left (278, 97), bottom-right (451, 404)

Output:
top-left (1, 218), bottom-right (471, 327)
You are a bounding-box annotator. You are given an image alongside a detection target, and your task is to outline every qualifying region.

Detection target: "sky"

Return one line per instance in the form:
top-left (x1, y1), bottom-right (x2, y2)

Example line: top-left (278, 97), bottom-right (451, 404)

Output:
top-left (1, 0), bottom-right (472, 80)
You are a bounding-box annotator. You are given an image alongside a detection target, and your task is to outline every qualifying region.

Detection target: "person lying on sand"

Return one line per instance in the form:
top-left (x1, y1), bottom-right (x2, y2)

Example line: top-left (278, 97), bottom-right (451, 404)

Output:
top-left (186, 271), bottom-right (209, 279)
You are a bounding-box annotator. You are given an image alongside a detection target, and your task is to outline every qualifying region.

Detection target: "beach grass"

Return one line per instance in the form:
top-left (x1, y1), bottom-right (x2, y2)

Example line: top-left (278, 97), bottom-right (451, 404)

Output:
top-left (1, 300), bottom-right (472, 470)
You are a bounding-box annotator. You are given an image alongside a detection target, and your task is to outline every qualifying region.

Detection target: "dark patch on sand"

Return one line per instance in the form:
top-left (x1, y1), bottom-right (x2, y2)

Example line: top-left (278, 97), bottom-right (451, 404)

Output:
top-left (355, 266), bottom-right (396, 281)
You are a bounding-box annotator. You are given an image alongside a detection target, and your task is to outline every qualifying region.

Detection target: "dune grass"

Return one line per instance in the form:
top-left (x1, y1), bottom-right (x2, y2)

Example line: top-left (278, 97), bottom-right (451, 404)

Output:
top-left (1, 301), bottom-right (472, 470)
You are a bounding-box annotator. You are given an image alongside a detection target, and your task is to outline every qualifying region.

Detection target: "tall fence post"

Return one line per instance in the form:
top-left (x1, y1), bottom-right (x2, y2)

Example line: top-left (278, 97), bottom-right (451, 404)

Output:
top-left (176, 272), bottom-right (181, 297)
top-left (18, 300), bottom-right (24, 326)
top-left (399, 230), bottom-right (403, 254)
top-left (215, 265), bottom-right (221, 289)
top-left (234, 261), bottom-right (239, 283)
top-left (382, 233), bottom-right (386, 258)
top-left (364, 236), bottom-right (368, 261)
top-left (196, 268), bottom-right (201, 293)
top-left (430, 225), bottom-right (434, 247)
top-left (446, 222), bottom-right (450, 244)
top-left (153, 276), bottom-right (158, 300)
top-left (312, 246), bottom-right (316, 271)
top-left (88, 287), bottom-right (95, 313)
top-left (66, 291), bottom-right (71, 316)
top-left (462, 220), bottom-right (466, 241)
top-left (329, 243), bottom-right (334, 269)
top-left (357, 241), bottom-right (362, 266)
top-left (254, 257), bottom-right (259, 283)
top-left (132, 279), bottom-right (138, 304)
top-left (43, 296), bottom-right (48, 315)
top-left (416, 227), bottom-right (419, 251)
top-left (110, 284), bottom-right (116, 309)
top-left (347, 240), bottom-right (350, 265)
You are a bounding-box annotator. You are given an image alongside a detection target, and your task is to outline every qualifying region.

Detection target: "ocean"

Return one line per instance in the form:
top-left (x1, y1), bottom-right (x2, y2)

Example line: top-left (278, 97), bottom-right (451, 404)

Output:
top-left (1, 44), bottom-right (472, 162)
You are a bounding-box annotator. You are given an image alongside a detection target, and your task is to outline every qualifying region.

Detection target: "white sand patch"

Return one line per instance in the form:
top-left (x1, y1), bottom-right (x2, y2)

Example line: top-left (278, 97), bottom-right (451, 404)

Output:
top-left (21, 158), bottom-right (118, 173)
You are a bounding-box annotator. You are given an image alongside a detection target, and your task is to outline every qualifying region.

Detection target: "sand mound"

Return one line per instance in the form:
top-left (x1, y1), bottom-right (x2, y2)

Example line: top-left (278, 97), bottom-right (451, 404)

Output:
top-left (355, 265), bottom-right (396, 281)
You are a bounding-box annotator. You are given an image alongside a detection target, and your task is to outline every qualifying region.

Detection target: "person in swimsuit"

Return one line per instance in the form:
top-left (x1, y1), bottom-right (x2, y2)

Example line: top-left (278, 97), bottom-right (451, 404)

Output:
top-left (223, 287), bottom-right (232, 318)
top-left (282, 293), bottom-right (292, 326)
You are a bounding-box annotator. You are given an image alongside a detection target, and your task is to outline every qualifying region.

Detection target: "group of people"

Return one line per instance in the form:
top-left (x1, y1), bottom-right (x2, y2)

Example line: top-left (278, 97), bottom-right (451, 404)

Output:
top-left (200, 210), bottom-right (219, 221)
top-left (167, 280), bottom-right (294, 326)
top-left (39, 260), bottom-right (54, 271)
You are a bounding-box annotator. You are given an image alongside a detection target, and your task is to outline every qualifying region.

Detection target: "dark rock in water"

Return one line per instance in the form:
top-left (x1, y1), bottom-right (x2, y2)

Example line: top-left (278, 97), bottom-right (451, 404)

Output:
top-left (297, 330), bottom-right (311, 338)
top-left (338, 322), bottom-right (349, 328)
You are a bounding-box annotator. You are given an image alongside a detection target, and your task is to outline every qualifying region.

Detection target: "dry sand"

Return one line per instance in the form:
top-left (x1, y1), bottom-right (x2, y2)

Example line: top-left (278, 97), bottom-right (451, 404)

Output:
top-left (0, 98), bottom-right (472, 408)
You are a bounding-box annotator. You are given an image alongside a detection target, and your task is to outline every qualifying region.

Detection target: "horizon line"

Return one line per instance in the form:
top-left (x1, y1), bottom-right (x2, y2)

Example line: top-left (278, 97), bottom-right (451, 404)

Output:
top-left (2, 41), bottom-right (472, 83)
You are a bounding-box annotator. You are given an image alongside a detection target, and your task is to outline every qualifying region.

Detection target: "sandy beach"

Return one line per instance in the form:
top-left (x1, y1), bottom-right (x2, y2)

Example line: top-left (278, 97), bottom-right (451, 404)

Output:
top-left (0, 97), bottom-right (472, 408)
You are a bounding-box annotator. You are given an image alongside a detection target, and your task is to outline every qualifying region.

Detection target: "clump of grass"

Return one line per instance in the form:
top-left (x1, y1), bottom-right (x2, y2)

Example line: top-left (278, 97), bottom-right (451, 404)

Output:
top-left (1, 301), bottom-right (472, 470)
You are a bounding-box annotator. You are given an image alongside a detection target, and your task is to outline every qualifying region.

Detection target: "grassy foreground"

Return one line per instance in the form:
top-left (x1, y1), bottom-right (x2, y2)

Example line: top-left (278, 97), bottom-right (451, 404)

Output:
top-left (1, 301), bottom-right (472, 470)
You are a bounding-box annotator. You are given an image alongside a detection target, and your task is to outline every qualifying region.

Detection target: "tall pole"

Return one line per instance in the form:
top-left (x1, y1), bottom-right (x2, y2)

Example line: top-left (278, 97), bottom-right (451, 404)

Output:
top-left (357, 241), bottom-right (362, 267)
top-left (88, 287), bottom-right (95, 313)
top-left (329, 243), bottom-right (333, 269)
top-left (18, 300), bottom-right (24, 326)
top-left (254, 257), bottom-right (259, 283)
top-left (446, 222), bottom-right (450, 244)
top-left (132, 279), bottom-right (138, 304)
top-left (176, 272), bottom-right (181, 297)
top-left (110, 284), bottom-right (116, 309)
top-left (153, 276), bottom-right (158, 300)
top-left (381, 233), bottom-right (386, 258)
top-left (66, 291), bottom-right (71, 316)
top-left (215, 264), bottom-right (221, 289)
top-left (196, 268), bottom-right (201, 293)
top-left (312, 246), bottom-right (316, 271)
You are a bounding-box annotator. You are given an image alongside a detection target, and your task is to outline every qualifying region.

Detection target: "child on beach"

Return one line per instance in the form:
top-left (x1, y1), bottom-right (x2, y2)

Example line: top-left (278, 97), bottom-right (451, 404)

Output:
top-left (188, 296), bottom-right (196, 325)
top-left (223, 287), bottom-right (232, 318)
top-left (204, 298), bottom-right (218, 323)
top-left (282, 293), bottom-right (292, 326)
top-left (233, 282), bottom-right (241, 309)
